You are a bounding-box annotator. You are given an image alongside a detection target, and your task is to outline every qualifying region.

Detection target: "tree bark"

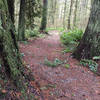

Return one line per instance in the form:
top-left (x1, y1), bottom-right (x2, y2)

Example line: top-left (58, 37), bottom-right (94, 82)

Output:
top-left (7, 0), bottom-right (18, 50)
top-left (40, 0), bottom-right (48, 31)
top-left (63, 0), bottom-right (67, 29)
top-left (67, 0), bottom-right (73, 29)
top-left (18, 0), bottom-right (26, 41)
top-left (0, 0), bottom-right (33, 99)
top-left (7, 0), bottom-right (15, 23)
top-left (73, 0), bottom-right (100, 60)
top-left (73, 0), bottom-right (78, 27)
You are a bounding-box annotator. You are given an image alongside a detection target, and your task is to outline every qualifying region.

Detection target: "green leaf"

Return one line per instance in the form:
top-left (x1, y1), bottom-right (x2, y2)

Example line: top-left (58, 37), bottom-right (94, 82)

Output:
top-left (65, 64), bottom-right (70, 69)
top-left (93, 56), bottom-right (100, 60)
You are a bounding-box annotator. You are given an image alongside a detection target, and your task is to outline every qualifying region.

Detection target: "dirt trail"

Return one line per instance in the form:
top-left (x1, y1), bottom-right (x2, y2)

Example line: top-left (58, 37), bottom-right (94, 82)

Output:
top-left (20, 31), bottom-right (100, 100)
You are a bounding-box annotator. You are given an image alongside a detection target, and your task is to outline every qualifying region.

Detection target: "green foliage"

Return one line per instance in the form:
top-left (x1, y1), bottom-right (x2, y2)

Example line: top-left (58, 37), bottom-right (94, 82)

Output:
top-left (65, 64), bottom-right (70, 69)
top-left (61, 28), bottom-right (83, 45)
top-left (93, 56), bottom-right (100, 60)
top-left (80, 59), bottom-right (98, 73)
top-left (60, 28), bottom-right (83, 53)
top-left (25, 28), bottom-right (40, 38)
top-left (20, 53), bottom-right (25, 58)
top-left (26, 0), bottom-right (42, 29)
top-left (38, 34), bottom-right (46, 38)
top-left (44, 58), bottom-right (63, 67)
top-left (62, 45), bottom-right (76, 53)
top-left (46, 84), bottom-right (56, 88)
top-left (21, 41), bottom-right (29, 45)
top-left (46, 27), bottom-right (64, 32)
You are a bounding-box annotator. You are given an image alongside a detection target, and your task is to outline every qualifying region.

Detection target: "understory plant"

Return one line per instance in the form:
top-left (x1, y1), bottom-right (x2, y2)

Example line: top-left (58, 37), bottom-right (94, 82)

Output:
top-left (60, 28), bottom-right (83, 53)
top-left (44, 58), bottom-right (64, 67)
top-left (46, 27), bottom-right (64, 32)
top-left (80, 59), bottom-right (98, 73)
top-left (25, 28), bottom-right (40, 38)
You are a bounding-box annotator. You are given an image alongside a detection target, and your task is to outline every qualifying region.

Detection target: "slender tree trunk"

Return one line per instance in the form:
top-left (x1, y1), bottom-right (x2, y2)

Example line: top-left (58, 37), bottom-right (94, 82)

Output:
top-left (67, 0), bottom-right (73, 29)
top-left (73, 0), bottom-right (78, 27)
top-left (51, 0), bottom-right (54, 25)
top-left (40, 0), bottom-right (48, 31)
top-left (18, 0), bottom-right (26, 41)
top-left (73, 0), bottom-right (100, 60)
top-left (63, 0), bottom-right (67, 29)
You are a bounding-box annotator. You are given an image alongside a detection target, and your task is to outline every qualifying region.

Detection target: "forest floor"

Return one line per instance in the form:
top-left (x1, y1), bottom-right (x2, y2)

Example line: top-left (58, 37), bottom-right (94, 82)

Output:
top-left (20, 31), bottom-right (100, 100)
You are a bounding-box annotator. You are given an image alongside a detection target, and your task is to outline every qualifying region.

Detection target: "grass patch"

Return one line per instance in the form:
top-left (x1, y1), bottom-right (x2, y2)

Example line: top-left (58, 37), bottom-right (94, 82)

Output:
top-left (46, 27), bottom-right (65, 32)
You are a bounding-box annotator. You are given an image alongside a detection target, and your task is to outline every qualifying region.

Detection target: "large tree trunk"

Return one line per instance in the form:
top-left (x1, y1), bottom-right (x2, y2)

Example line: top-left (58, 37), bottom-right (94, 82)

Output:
top-left (7, 0), bottom-right (18, 50)
top-left (73, 0), bottom-right (100, 60)
top-left (18, 0), bottom-right (26, 41)
top-left (0, 0), bottom-right (33, 99)
top-left (40, 0), bottom-right (48, 31)
top-left (7, 0), bottom-right (15, 23)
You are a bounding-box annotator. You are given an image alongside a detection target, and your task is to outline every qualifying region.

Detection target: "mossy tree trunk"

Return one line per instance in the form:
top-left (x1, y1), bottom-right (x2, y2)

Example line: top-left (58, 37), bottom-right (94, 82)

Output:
top-left (40, 0), bottom-right (48, 31)
top-left (0, 0), bottom-right (32, 99)
top-left (7, 0), bottom-right (18, 50)
top-left (7, 0), bottom-right (14, 23)
top-left (73, 0), bottom-right (100, 60)
top-left (18, 0), bottom-right (26, 41)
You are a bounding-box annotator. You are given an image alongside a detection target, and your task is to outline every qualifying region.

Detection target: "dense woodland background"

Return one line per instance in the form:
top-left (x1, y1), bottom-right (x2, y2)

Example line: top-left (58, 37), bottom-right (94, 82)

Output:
top-left (15, 0), bottom-right (91, 31)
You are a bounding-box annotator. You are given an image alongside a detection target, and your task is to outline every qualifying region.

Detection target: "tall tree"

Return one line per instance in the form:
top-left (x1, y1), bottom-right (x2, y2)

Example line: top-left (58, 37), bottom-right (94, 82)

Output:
top-left (73, 0), bottom-right (100, 60)
top-left (73, 0), bottom-right (78, 27)
top-left (7, 0), bottom-right (18, 50)
top-left (18, 0), bottom-right (26, 41)
top-left (40, 0), bottom-right (48, 31)
top-left (25, 0), bottom-right (41, 29)
top-left (63, 0), bottom-right (67, 29)
top-left (7, 0), bottom-right (15, 23)
top-left (0, 0), bottom-right (33, 99)
top-left (67, 0), bottom-right (73, 29)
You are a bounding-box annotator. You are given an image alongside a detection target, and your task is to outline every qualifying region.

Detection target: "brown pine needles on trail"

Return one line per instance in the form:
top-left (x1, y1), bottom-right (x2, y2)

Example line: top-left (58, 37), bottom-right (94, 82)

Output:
top-left (20, 31), bottom-right (100, 100)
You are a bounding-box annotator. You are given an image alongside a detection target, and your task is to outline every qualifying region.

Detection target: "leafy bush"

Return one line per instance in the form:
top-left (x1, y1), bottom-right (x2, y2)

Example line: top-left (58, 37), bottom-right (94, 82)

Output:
top-left (93, 56), bottom-right (100, 60)
top-left (80, 59), bottom-right (98, 73)
top-left (60, 28), bottom-right (83, 45)
top-left (60, 28), bottom-right (83, 53)
top-left (25, 28), bottom-right (40, 38)
top-left (62, 46), bottom-right (76, 53)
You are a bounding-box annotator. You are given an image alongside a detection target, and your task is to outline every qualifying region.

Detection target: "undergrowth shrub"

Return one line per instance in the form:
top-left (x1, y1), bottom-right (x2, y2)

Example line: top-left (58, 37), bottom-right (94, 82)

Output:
top-left (44, 58), bottom-right (63, 67)
top-left (44, 58), bottom-right (68, 67)
top-left (25, 28), bottom-right (40, 38)
top-left (80, 59), bottom-right (98, 73)
top-left (61, 28), bottom-right (83, 45)
top-left (60, 28), bottom-right (83, 53)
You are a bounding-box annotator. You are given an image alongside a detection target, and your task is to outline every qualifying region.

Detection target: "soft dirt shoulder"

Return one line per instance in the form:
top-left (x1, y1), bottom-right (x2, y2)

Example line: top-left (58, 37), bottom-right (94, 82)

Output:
top-left (20, 31), bottom-right (100, 100)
